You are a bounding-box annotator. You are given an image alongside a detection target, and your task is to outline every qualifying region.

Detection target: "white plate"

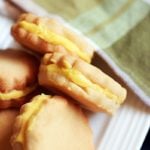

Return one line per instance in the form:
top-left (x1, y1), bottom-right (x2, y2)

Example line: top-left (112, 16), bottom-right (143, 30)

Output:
top-left (0, 15), bottom-right (149, 150)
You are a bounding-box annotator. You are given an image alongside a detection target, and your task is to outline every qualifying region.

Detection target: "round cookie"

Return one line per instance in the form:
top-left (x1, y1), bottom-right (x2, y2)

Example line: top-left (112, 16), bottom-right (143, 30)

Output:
top-left (11, 13), bottom-right (94, 63)
top-left (0, 49), bottom-right (39, 108)
top-left (0, 109), bottom-right (19, 150)
top-left (11, 94), bottom-right (94, 150)
top-left (39, 52), bottom-right (127, 114)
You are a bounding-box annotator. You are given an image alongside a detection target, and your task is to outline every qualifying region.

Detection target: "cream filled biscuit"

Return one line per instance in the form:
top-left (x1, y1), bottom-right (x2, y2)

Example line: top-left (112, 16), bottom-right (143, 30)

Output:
top-left (0, 109), bottom-right (19, 150)
top-left (39, 52), bottom-right (127, 114)
top-left (11, 13), bottom-right (94, 63)
top-left (0, 50), bottom-right (39, 108)
top-left (11, 94), bottom-right (94, 150)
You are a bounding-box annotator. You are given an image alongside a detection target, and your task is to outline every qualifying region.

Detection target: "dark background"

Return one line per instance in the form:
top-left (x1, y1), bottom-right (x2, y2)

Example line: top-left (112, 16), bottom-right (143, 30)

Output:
top-left (141, 129), bottom-right (150, 150)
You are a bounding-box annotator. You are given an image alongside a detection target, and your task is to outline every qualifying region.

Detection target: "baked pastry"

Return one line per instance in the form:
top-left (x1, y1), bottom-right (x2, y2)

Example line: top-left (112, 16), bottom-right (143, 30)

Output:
top-left (0, 49), bottom-right (39, 108)
top-left (0, 109), bottom-right (19, 150)
top-left (39, 52), bottom-right (127, 114)
top-left (11, 13), bottom-right (94, 63)
top-left (11, 94), bottom-right (94, 150)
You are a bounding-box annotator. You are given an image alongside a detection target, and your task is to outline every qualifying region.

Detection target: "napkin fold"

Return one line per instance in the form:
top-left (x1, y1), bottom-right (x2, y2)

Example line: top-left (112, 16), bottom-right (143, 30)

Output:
top-left (5, 0), bottom-right (150, 105)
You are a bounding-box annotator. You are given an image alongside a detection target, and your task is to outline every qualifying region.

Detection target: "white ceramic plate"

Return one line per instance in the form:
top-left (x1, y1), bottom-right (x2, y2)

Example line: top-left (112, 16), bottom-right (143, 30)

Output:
top-left (0, 15), bottom-right (149, 150)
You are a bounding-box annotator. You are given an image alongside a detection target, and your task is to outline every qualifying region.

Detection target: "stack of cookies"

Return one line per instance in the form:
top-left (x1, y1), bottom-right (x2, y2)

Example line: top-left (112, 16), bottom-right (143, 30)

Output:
top-left (0, 13), bottom-right (127, 150)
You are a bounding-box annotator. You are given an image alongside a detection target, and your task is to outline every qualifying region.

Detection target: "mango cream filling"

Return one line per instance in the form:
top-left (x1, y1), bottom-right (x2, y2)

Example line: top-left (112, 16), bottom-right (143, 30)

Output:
top-left (19, 21), bottom-right (90, 63)
top-left (15, 94), bottom-right (49, 144)
top-left (47, 64), bottom-right (119, 102)
top-left (0, 84), bottom-right (37, 100)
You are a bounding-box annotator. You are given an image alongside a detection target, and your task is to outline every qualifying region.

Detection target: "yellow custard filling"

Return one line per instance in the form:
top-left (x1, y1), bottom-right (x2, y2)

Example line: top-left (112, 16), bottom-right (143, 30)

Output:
top-left (15, 94), bottom-right (49, 144)
top-left (19, 21), bottom-right (90, 63)
top-left (0, 85), bottom-right (37, 100)
top-left (48, 64), bottom-right (119, 102)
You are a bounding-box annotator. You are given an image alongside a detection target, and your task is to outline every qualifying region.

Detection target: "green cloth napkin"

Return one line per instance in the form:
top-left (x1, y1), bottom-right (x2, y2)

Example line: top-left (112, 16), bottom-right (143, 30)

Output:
top-left (34, 0), bottom-right (150, 105)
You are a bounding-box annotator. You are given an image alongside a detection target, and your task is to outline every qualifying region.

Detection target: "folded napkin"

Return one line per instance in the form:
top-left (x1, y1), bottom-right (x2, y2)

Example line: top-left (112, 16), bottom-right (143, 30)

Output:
top-left (7, 0), bottom-right (150, 105)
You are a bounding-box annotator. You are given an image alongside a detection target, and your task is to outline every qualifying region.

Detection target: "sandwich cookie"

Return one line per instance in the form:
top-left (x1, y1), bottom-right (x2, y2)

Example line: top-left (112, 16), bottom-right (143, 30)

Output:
top-left (39, 52), bottom-right (127, 114)
top-left (11, 94), bottom-right (94, 150)
top-left (0, 109), bottom-right (19, 150)
top-left (0, 50), bottom-right (39, 108)
top-left (11, 13), bottom-right (94, 63)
